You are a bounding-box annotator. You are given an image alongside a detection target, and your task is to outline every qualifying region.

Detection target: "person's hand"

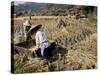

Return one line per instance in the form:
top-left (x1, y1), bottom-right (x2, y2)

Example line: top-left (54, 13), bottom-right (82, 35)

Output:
top-left (35, 46), bottom-right (39, 50)
top-left (29, 46), bottom-right (38, 53)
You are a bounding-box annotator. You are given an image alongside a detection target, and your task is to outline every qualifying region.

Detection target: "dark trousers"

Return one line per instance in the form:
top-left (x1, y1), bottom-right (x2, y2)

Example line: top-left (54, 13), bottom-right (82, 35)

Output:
top-left (33, 42), bottom-right (56, 59)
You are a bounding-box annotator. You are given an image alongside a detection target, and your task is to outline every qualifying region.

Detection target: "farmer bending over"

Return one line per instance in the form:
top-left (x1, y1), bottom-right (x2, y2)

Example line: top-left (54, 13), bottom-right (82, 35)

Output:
top-left (23, 18), bottom-right (32, 40)
top-left (27, 24), bottom-right (50, 60)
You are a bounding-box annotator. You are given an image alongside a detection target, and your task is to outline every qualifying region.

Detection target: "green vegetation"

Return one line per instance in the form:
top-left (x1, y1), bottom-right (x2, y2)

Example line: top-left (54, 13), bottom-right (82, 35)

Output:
top-left (11, 2), bottom-right (97, 17)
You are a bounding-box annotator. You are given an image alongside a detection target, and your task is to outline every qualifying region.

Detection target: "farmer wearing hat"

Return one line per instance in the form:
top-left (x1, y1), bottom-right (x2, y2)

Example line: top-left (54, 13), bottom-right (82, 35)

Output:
top-left (27, 24), bottom-right (50, 60)
top-left (23, 18), bottom-right (32, 40)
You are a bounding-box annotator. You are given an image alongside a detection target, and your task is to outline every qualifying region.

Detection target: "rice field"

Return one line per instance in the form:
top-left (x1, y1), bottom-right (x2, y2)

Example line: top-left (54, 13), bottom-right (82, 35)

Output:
top-left (12, 16), bottom-right (97, 73)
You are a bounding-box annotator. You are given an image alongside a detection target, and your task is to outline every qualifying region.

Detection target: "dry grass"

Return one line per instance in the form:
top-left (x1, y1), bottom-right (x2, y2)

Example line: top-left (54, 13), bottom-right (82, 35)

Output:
top-left (66, 33), bottom-right (97, 70)
top-left (12, 16), bottom-right (97, 73)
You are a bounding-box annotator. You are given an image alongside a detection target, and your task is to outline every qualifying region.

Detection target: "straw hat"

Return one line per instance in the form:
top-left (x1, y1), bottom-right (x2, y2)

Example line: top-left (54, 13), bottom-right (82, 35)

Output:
top-left (27, 24), bottom-right (42, 35)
